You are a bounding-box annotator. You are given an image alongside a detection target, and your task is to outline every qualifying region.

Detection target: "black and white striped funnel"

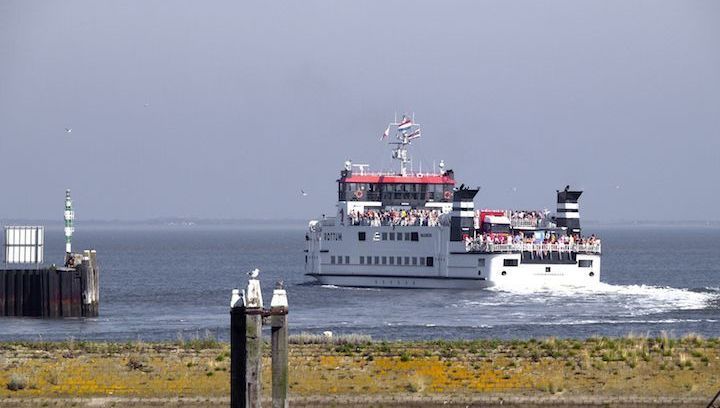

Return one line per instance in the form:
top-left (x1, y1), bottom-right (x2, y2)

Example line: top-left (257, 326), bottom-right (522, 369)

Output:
top-left (556, 186), bottom-right (582, 234)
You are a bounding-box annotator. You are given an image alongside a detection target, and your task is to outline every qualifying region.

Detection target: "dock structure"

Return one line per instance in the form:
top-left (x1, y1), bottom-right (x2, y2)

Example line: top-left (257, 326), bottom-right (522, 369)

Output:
top-left (0, 251), bottom-right (99, 318)
top-left (1, 189), bottom-right (100, 318)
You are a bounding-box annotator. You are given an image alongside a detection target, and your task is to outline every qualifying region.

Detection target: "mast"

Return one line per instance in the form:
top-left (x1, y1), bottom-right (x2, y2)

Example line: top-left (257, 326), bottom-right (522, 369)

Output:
top-left (387, 115), bottom-right (421, 176)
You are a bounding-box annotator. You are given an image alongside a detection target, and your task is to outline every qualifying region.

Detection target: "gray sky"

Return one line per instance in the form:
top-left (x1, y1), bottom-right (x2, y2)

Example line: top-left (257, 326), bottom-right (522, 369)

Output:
top-left (1, 1), bottom-right (719, 221)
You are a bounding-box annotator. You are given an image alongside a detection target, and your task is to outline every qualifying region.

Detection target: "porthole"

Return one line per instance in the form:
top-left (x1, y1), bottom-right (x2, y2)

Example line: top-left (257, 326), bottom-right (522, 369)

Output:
top-left (501, 271), bottom-right (507, 276)
top-left (589, 271), bottom-right (595, 277)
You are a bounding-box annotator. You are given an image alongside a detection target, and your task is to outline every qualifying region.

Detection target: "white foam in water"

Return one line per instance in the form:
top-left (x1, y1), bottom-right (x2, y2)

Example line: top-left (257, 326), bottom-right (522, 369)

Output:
top-left (488, 282), bottom-right (716, 314)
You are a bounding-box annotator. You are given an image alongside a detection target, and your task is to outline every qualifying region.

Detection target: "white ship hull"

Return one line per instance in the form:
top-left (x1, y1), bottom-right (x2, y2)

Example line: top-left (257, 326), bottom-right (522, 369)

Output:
top-left (305, 224), bottom-right (601, 290)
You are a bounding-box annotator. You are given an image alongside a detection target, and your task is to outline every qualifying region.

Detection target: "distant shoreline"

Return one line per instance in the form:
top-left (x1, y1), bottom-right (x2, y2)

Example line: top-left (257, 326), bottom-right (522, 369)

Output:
top-left (3, 218), bottom-right (720, 228)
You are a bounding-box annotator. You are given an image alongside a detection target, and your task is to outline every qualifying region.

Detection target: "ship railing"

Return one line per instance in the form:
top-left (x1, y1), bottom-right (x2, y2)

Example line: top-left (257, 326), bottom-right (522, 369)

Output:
top-left (320, 217), bottom-right (337, 227)
top-left (346, 218), bottom-right (441, 227)
top-left (467, 242), bottom-right (601, 254)
top-left (510, 219), bottom-right (540, 229)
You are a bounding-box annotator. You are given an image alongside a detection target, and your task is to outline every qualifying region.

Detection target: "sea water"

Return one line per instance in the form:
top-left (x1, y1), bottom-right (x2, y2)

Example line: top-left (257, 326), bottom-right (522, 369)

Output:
top-left (0, 223), bottom-right (718, 341)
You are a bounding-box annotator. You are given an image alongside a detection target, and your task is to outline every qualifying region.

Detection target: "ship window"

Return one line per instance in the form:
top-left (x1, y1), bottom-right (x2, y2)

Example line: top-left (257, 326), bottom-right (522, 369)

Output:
top-left (411, 232), bottom-right (419, 241)
top-left (389, 232), bottom-right (395, 240)
top-left (404, 256), bottom-right (410, 265)
top-left (358, 232), bottom-right (366, 241)
top-left (404, 233), bottom-right (411, 241)
top-left (374, 256), bottom-right (379, 264)
top-left (412, 257), bottom-right (418, 265)
top-left (397, 233), bottom-right (403, 241)
top-left (478, 258), bottom-right (485, 267)
top-left (382, 232), bottom-right (387, 240)
top-left (396, 256), bottom-right (402, 265)
top-left (503, 259), bottom-right (518, 267)
top-left (345, 256), bottom-right (350, 264)
top-left (305, 255), bottom-right (307, 263)
top-left (331, 256), bottom-right (335, 264)
top-left (579, 260), bottom-right (593, 268)
top-left (420, 257), bottom-right (426, 266)
top-left (337, 256), bottom-right (342, 264)
top-left (426, 257), bottom-right (434, 267)
top-left (382, 256), bottom-right (387, 265)
top-left (360, 256), bottom-right (365, 265)
top-left (367, 256), bottom-right (372, 265)
top-left (389, 257), bottom-right (394, 265)
top-left (546, 266), bottom-right (551, 272)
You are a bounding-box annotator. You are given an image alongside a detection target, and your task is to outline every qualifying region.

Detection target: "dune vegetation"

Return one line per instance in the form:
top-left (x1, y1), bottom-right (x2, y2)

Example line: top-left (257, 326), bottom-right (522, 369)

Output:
top-left (0, 333), bottom-right (718, 402)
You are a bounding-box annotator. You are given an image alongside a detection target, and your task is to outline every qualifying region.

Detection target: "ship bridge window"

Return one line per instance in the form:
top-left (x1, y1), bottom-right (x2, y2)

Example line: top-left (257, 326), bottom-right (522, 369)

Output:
top-left (426, 257), bottom-right (434, 267)
top-left (412, 257), bottom-right (418, 265)
top-left (382, 232), bottom-right (388, 240)
top-left (382, 256), bottom-right (387, 265)
top-left (579, 260), bottom-right (593, 268)
top-left (331, 256), bottom-right (336, 264)
top-left (503, 259), bottom-right (519, 267)
top-left (420, 257), bottom-right (426, 266)
top-left (360, 256), bottom-right (365, 265)
top-left (411, 232), bottom-right (419, 241)
top-left (389, 257), bottom-right (395, 265)
top-left (397, 233), bottom-right (403, 241)
top-left (337, 256), bottom-right (342, 264)
top-left (358, 231), bottom-right (366, 241)
top-left (389, 232), bottom-right (395, 240)
top-left (345, 256), bottom-right (350, 264)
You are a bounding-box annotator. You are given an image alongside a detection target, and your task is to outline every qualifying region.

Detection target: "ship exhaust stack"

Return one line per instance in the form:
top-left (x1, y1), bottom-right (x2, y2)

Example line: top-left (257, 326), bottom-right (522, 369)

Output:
top-left (556, 186), bottom-right (582, 235)
top-left (450, 186), bottom-right (479, 244)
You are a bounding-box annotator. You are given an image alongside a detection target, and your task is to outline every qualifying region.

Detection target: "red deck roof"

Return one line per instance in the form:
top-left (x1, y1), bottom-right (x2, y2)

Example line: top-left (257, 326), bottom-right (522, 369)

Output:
top-left (340, 175), bottom-right (455, 184)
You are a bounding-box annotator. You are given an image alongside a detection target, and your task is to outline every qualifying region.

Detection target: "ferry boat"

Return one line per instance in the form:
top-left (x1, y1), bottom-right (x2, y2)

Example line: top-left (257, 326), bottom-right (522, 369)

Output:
top-left (304, 116), bottom-right (601, 289)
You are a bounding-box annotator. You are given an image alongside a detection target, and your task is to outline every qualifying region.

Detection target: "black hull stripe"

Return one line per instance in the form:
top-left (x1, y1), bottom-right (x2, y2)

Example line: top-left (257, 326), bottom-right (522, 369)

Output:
top-left (306, 273), bottom-right (485, 281)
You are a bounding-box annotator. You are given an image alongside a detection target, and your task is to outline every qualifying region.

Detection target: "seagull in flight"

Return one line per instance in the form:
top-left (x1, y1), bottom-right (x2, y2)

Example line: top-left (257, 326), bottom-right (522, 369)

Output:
top-left (64, 128), bottom-right (72, 134)
top-left (301, 189), bottom-right (308, 197)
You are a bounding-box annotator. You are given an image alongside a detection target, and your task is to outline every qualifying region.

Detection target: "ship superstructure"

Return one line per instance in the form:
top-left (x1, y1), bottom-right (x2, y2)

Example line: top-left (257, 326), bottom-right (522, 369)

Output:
top-left (305, 116), bottom-right (601, 289)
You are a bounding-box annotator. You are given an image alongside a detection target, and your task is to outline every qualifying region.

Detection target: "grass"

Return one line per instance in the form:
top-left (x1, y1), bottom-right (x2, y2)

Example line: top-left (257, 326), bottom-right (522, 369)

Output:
top-left (0, 335), bottom-right (718, 398)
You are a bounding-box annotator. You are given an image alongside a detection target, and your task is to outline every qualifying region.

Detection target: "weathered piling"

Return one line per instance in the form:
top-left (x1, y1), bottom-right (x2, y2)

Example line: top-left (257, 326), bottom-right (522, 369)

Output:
top-left (0, 254), bottom-right (100, 318)
top-left (230, 289), bottom-right (247, 408)
top-left (245, 271), bottom-right (263, 408)
top-left (270, 282), bottom-right (289, 408)
top-left (230, 271), bottom-right (290, 408)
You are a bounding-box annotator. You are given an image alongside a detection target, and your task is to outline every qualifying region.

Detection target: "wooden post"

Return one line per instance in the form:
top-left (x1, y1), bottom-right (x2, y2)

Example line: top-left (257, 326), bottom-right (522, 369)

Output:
top-left (6, 271), bottom-right (16, 317)
top-left (270, 282), bottom-right (289, 408)
top-left (0, 270), bottom-right (6, 316)
top-left (230, 288), bottom-right (247, 408)
top-left (245, 270), bottom-right (263, 408)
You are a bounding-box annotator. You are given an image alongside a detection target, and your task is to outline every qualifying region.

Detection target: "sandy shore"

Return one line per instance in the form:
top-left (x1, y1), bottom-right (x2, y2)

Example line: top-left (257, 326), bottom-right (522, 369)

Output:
top-left (0, 336), bottom-right (718, 406)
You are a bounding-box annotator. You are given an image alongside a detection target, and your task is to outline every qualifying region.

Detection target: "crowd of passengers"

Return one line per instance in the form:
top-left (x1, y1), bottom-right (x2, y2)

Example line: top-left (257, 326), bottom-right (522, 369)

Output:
top-left (509, 210), bottom-right (547, 226)
top-left (348, 209), bottom-right (441, 227)
top-left (467, 231), bottom-right (600, 247)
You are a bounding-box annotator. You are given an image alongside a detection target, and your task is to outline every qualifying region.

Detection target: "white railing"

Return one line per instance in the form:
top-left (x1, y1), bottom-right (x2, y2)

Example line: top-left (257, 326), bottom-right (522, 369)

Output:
top-left (467, 242), bottom-right (601, 254)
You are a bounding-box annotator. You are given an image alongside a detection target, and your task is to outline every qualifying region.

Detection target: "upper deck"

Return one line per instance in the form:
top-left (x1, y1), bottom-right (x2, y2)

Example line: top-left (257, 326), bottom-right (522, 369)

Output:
top-left (338, 169), bottom-right (455, 206)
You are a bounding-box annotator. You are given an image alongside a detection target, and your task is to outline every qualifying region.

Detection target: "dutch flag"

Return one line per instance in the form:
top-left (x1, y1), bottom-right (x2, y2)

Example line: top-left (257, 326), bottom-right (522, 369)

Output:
top-left (407, 129), bottom-right (421, 140)
top-left (398, 116), bottom-right (413, 131)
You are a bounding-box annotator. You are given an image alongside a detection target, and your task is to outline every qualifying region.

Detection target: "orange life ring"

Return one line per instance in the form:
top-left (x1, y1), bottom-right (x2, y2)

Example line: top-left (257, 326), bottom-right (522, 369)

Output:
top-left (443, 191), bottom-right (452, 200)
top-left (354, 190), bottom-right (364, 199)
